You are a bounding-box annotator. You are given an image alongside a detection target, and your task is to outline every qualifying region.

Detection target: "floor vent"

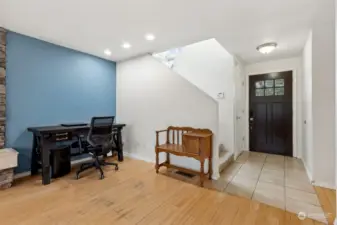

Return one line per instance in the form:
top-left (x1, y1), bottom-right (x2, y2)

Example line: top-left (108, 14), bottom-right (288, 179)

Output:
top-left (175, 171), bottom-right (195, 178)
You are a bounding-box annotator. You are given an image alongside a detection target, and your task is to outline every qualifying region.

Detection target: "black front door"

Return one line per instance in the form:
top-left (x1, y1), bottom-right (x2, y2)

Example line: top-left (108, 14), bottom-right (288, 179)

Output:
top-left (249, 71), bottom-right (293, 156)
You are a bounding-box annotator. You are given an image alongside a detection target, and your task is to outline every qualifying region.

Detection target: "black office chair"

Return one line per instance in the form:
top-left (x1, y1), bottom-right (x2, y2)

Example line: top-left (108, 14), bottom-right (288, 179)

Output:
top-left (76, 116), bottom-right (119, 180)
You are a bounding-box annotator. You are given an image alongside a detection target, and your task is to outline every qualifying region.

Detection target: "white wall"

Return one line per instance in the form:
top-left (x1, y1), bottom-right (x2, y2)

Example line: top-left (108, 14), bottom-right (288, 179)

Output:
top-left (233, 58), bottom-right (246, 158)
top-left (335, 0), bottom-right (337, 201)
top-left (302, 32), bottom-right (313, 178)
top-left (244, 57), bottom-right (303, 159)
top-left (173, 39), bottom-right (234, 100)
top-left (311, 13), bottom-right (335, 188)
top-left (173, 39), bottom-right (236, 156)
top-left (116, 55), bottom-right (219, 178)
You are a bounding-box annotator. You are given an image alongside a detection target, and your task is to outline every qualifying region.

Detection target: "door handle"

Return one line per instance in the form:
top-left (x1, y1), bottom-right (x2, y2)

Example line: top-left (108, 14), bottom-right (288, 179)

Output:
top-left (249, 117), bottom-right (254, 131)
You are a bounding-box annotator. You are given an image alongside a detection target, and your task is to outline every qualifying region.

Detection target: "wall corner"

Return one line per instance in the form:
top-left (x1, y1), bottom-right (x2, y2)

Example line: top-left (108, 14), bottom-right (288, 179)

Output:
top-left (0, 27), bottom-right (6, 148)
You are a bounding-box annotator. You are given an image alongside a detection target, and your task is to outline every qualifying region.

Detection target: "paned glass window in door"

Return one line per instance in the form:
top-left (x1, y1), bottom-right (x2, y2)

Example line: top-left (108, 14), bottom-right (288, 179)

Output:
top-left (254, 78), bottom-right (284, 97)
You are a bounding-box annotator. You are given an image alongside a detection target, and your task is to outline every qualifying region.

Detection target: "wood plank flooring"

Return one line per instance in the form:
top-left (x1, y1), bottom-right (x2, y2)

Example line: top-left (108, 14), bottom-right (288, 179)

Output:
top-left (315, 186), bottom-right (336, 224)
top-left (0, 157), bottom-right (329, 225)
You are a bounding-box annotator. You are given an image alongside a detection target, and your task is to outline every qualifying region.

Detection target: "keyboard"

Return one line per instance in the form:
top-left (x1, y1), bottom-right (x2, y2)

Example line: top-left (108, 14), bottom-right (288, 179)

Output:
top-left (60, 123), bottom-right (87, 127)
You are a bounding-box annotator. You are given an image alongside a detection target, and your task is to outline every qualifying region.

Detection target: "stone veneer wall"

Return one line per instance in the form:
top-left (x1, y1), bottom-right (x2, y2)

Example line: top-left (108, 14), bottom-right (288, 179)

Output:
top-left (0, 28), bottom-right (6, 148)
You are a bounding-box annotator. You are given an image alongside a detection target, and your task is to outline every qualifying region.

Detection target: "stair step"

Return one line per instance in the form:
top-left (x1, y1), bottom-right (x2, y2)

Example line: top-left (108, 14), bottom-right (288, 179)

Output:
top-left (218, 151), bottom-right (234, 173)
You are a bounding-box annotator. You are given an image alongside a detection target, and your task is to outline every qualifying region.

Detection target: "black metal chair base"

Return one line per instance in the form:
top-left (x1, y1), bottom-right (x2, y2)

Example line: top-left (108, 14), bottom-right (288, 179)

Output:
top-left (76, 158), bottom-right (118, 180)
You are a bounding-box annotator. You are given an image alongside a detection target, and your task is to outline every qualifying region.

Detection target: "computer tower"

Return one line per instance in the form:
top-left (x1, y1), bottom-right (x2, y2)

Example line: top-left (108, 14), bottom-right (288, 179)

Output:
top-left (50, 146), bottom-right (71, 178)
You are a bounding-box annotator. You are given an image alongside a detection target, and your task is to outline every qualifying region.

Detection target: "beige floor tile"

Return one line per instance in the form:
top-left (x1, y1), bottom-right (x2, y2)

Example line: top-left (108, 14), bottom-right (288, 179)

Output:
top-left (285, 177), bottom-right (315, 193)
top-left (265, 154), bottom-right (285, 164)
top-left (285, 156), bottom-right (303, 164)
top-left (235, 152), bottom-right (249, 163)
top-left (263, 161), bottom-right (285, 171)
top-left (240, 161), bottom-right (264, 170)
top-left (286, 169), bottom-right (311, 183)
top-left (223, 155), bottom-right (321, 216)
top-left (225, 176), bottom-right (257, 199)
top-left (286, 198), bottom-right (327, 223)
top-left (252, 181), bottom-right (285, 209)
top-left (259, 168), bottom-right (284, 186)
top-left (221, 162), bottom-right (242, 178)
top-left (286, 187), bottom-right (320, 206)
top-left (247, 153), bottom-right (266, 162)
top-left (249, 152), bottom-right (268, 157)
top-left (236, 166), bottom-right (262, 180)
top-left (286, 160), bottom-right (305, 170)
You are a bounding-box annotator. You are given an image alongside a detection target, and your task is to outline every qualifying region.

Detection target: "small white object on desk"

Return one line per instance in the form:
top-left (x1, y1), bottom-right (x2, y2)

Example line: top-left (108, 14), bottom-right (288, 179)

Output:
top-left (0, 148), bottom-right (18, 189)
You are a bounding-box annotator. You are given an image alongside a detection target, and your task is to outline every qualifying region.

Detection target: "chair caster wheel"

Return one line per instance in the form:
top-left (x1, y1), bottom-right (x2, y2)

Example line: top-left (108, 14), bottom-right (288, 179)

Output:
top-left (100, 174), bottom-right (104, 180)
top-left (115, 166), bottom-right (119, 171)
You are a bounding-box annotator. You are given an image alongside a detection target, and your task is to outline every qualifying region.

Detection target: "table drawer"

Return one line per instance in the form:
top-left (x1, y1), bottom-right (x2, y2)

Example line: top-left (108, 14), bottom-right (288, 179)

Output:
top-left (50, 132), bottom-right (73, 142)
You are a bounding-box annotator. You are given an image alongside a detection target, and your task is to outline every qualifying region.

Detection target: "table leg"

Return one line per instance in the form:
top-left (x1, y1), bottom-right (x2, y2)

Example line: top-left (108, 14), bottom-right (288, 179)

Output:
top-left (30, 134), bottom-right (39, 175)
top-left (208, 155), bottom-right (212, 180)
top-left (40, 137), bottom-right (51, 185)
top-left (200, 158), bottom-right (205, 187)
top-left (117, 128), bottom-right (124, 162)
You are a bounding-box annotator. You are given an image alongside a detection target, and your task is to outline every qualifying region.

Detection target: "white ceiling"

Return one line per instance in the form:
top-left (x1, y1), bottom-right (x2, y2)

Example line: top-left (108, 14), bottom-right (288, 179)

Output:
top-left (0, 0), bottom-right (320, 63)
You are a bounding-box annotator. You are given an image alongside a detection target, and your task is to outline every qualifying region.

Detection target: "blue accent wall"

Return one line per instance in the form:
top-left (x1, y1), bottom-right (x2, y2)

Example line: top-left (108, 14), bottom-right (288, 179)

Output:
top-left (6, 32), bottom-right (116, 173)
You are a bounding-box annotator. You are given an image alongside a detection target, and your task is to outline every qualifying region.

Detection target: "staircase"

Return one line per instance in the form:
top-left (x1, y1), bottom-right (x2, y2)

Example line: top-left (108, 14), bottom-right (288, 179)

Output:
top-left (152, 38), bottom-right (240, 179)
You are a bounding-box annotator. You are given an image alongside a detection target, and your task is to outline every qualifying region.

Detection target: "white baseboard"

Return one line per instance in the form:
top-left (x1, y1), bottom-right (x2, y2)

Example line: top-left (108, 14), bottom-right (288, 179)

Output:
top-left (124, 152), bottom-right (154, 163)
top-left (14, 156), bottom-right (93, 180)
top-left (124, 152), bottom-right (221, 180)
top-left (334, 218), bottom-right (337, 225)
top-left (14, 171), bottom-right (31, 179)
top-left (302, 160), bottom-right (335, 189)
top-left (212, 172), bottom-right (220, 180)
top-left (302, 159), bottom-right (313, 182)
top-left (312, 181), bottom-right (335, 190)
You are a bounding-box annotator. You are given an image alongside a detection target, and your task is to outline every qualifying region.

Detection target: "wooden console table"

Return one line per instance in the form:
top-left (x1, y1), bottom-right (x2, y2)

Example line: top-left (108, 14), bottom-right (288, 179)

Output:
top-left (155, 126), bottom-right (213, 187)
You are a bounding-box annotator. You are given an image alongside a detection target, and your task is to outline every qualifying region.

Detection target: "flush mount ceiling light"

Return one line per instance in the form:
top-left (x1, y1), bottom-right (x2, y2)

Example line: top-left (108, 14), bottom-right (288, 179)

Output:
top-left (104, 49), bottom-right (111, 56)
top-left (145, 33), bottom-right (156, 41)
top-left (121, 42), bottom-right (132, 49)
top-left (257, 42), bottom-right (277, 54)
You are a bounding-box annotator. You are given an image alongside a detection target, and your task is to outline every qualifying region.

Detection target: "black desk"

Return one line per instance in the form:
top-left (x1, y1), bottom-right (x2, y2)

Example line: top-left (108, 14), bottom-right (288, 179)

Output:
top-left (27, 123), bottom-right (126, 185)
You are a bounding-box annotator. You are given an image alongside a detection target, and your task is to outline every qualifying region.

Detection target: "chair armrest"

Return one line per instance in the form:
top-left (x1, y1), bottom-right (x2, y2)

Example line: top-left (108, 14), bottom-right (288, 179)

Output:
top-left (156, 129), bottom-right (167, 133)
top-left (155, 129), bottom-right (167, 147)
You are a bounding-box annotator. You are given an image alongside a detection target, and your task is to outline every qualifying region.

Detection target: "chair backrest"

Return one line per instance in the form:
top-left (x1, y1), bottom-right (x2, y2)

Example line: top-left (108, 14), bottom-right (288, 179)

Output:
top-left (88, 117), bottom-right (115, 148)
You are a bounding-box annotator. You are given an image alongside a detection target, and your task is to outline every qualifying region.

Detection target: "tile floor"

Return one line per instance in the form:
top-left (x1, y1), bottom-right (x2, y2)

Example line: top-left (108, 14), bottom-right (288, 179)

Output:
top-left (216, 151), bottom-right (326, 223)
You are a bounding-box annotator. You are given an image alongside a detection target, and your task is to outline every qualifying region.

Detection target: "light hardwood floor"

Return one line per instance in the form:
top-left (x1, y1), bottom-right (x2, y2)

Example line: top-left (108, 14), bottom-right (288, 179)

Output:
top-left (315, 186), bottom-right (336, 224)
top-left (0, 157), bottom-right (329, 225)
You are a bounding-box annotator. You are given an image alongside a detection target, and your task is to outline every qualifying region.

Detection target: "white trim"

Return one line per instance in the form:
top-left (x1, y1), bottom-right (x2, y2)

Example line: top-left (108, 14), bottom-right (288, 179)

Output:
top-left (123, 151), bottom-right (154, 163)
top-left (334, 218), bottom-right (337, 225)
top-left (124, 151), bottom-right (220, 180)
top-left (14, 171), bottom-right (31, 179)
top-left (312, 181), bottom-right (335, 190)
top-left (303, 158), bottom-right (335, 189)
top-left (14, 156), bottom-right (93, 180)
top-left (245, 68), bottom-right (300, 158)
top-left (302, 158), bottom-right (313, 182)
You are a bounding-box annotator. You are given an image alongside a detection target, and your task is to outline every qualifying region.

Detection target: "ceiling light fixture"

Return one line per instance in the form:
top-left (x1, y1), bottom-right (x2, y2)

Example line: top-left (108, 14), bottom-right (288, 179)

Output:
top-left (257, 42), bottom-right (277, 54)
top-left (145, 33), bottom-right (156, 41)
top-left (122, 42), bottom-right (131, 49)
top-left (104, 49), bottom-right (111, 56)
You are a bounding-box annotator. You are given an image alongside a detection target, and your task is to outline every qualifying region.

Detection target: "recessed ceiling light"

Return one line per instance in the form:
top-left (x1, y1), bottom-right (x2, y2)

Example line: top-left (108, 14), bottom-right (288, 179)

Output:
top-left (122, 42), bottom-right (131, 49)
top-left (104, 49), bottom-right (111, 56)
top-left (257, 42), bottom-right (277, 54)
top-left (145, 33), bottom-right (156, 41)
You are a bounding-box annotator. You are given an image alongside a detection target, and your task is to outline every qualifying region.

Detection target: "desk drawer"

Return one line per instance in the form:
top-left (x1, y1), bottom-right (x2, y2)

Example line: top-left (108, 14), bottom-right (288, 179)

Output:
top-left (50, 132), bottom-right (73, 142)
